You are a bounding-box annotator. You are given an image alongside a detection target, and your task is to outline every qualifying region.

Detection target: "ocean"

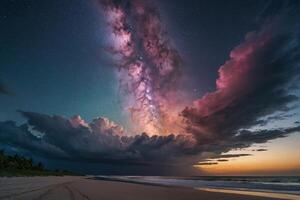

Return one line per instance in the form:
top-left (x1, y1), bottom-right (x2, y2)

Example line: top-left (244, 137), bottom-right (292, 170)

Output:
top-left (96, 176), bottom-right (300, 199)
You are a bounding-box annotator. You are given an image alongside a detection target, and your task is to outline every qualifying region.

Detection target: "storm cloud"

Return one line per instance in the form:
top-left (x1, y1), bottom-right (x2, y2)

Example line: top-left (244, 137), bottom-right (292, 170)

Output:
top-left (181, 13), bottom-right (300, 152)
top-left (0, 111), bottom-right (196, 165)
top-left (0, 110), bottom-right (299, 166)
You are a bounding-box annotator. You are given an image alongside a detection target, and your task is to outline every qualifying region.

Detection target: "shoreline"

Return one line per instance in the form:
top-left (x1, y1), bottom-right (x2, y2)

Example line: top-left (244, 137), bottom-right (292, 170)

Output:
top-left (93, 175), bottom-right (300, 199)
top-left (0, 176), bottom-right (288, 200)
top-left (196, 187), bottom-right (300, 200)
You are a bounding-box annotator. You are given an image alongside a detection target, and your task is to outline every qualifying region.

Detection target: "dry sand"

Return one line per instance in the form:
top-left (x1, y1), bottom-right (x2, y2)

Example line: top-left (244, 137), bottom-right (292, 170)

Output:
top-left (0, 176), bottom-right (284, 200)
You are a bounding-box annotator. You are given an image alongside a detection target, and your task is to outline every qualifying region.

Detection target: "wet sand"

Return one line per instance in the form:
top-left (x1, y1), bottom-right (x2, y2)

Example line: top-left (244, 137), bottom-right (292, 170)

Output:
top-left (0, 176), bottom-right (284, 200)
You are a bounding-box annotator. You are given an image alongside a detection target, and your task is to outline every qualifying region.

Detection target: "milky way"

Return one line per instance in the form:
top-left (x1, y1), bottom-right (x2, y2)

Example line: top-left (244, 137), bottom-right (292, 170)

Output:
top-left (100, 0), bottom-right (184, 135)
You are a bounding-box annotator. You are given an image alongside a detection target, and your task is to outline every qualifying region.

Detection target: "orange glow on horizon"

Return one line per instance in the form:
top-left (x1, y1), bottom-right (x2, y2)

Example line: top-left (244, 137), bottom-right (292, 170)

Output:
top-left (194, 133), bottom-right (300, 175)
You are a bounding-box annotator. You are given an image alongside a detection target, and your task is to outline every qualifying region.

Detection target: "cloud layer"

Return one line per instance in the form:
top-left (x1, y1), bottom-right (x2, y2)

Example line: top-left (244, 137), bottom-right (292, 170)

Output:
top-left (182, 16), bottom-right (300, 149)
top-left (0, 111), bottom-right (195, 164)
top-left (0, 110), bottom-right (299, 166)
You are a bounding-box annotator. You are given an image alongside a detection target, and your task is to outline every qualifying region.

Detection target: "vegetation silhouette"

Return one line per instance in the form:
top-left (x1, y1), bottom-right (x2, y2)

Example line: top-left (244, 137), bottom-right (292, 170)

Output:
top-left (0, 150), bottom-right (77, 176)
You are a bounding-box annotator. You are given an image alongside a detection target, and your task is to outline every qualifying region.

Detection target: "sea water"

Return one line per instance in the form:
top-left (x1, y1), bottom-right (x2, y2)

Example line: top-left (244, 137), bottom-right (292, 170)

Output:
top-left (98, 176), bottom-right (300, 199)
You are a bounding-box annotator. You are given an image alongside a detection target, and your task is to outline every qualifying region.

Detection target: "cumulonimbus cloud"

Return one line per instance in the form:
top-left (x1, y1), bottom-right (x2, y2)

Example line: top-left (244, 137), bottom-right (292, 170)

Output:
top-left (181, 15), bottom-right (300, 146)
top-left (0, 112), bottom-right (299, 166)
top-left (0, 111), bottom-right (195, 164)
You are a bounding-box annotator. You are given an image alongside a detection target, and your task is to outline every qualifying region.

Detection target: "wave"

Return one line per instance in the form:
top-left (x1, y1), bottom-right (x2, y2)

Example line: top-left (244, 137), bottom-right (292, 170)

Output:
top-left (96, 176), bottom-right (300, 197)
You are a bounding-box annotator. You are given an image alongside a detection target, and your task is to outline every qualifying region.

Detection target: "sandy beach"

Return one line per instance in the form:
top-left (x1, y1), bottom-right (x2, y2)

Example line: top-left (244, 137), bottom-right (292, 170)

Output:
top-left (0, 176), bottom-right (284, 200)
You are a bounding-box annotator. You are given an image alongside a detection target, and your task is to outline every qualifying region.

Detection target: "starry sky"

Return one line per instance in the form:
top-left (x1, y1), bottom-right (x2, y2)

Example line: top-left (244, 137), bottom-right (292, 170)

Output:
top-left (0, 0), bottom-right (268, 124)
top-left (0, 0), bottom-right (300, 175)
top-left (0, 0), bottom-right (123, 124)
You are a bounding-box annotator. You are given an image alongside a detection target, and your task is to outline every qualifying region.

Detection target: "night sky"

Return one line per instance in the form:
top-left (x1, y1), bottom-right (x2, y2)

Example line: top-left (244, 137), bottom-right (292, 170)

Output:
top-left (0, 0), bottom-right (267, 123)
top-left (0, 0), bottom-right (300, 175)
top-left (0, 0), bottom-right (121, 124)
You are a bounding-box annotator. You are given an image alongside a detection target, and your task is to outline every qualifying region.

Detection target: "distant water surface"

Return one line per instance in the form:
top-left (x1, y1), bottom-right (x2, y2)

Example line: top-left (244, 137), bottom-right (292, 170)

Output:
top-left (96, 176), bottom-right (300, 199)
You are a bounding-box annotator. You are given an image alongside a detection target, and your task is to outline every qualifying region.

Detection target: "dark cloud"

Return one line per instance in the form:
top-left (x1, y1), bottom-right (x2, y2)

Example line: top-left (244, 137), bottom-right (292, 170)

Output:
top-left (255, 149), bottom-right (268, 152)
top-left (0, 121), bottom-right (68, 159)
top-left (0, 111), bottom-right (196, 165)
top-left (217, 159), bottom-right (229, 162)
top-left (181, 13), bottom-right (300, 154)
top-left (233, 127), bottom-right (300, 145)
top-left (197, 162), bottom-right (218, 165)
top-left (0, 111), bottom-right (299, 167)
top-left (256, 113), bottom-right (296, 127)
top-left (195, 154), bottom-right (251, 166)
top-left (213, 154), bottom-right (252, 159)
